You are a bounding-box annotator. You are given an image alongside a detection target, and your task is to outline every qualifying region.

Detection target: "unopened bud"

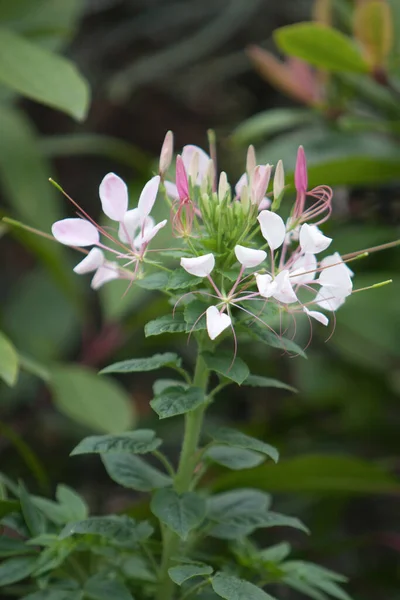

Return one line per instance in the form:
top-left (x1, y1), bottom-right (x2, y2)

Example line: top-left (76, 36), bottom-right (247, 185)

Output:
top-left (175, 155), bottom-right (189, 201)
top-left (273, 160), bottom-right (285, 200)
top-left (240, 185), bottom-right (250, 211)
top-left (294, 146), bottom-right (308, 195)
top-left (188, 151), bottom-right (199, 183)
top-left (251, 164), bottom-right (272, 205)
top-left (205, 159), bottom-right (215, 191)
top-left (218, 172), bottom-right (229, 203)
top-left (159, 131), bottom-right (173, 176)
top-left (246, 145), bottom-right (256, 176)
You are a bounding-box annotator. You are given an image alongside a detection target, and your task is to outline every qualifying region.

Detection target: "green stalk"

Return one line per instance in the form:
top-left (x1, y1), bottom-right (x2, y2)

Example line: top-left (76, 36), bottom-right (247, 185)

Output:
top-left (156, 344), bottom-right (209, 600)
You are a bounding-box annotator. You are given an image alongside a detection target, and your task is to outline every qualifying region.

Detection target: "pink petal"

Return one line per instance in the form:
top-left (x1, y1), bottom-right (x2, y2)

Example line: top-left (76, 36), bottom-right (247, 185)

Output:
top-left (175, 155), bottom-right (189, 201)
top-left (138, 175), bottom-right (160, 223)
top-left (164, 180), bottom-right (179, 200)
top-left (235, 173), bottom-right (248, 199)
top-left (257, 210), bottom-right (286, 250)
top-left (91, 262), bottom-right (120, 290)
top-left (235, 245), bottom-right (266, 269)
top-left (52, 218), bottom-right (99, 247)
top-left (180, 254), bottom-right (215, 277)
top-left (118, 208), bottom-right (141, 245)
top-left (294, 145), bottom-right (308, 194)
top-left (206, 306), bottom-right (232, 340)
top-left (299, 223), bottom-right (332, 254)
top-left (73, 248), bottom-right (104, 274)
top-left (140, 219), bottom-right (167, 246)
top-left (182, 145), bottom-right (210, 182)
top-left (303, 307), bottom-right (329, 326)
top-left (258, 197), bottom-right (271, 211)
top-left (251, 164), bottom-right (272, 205)
top-left (99, 173), bottom-right (128, 221)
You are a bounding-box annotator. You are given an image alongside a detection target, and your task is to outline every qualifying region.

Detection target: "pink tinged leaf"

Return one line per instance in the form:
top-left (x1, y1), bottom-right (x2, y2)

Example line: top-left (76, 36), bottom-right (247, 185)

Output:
top-left (251, 164), bottom-right (272, 205)
top-left (164, 180), bottom-right (179, 200)
top-left (273, 270), bottom-right (298, 304)
top-left (73, 248), bottom-right (104, 274)
top-left (315, 287), bottom-right (346, 311)
top-left (175, 155), bottom-right (190, 201)
top-left (182, 145), bottom-right (210, 183)
top-left (140, 219), bottom-right (167, 246)
top-left (257, 210), bottom-right (286, 250)
top-left (180, 253), bottom-right (215, 277)
top-left (303, 306), bottom-right (329, 326)
top-left (138, 175), bottom-right (160, 223)
top-left (99, 173), bottom-right (129, 221)
top-left (290, 253), bottom-right (317, 285)
top-left (234, 245), bottom-right (267, 268)
top-left (299, 223), bottom-right (332, 254)
top-left (255, 273), bottom-right (276, 298)
top-left (91, 262), bottom-right (120, 290)
top-left (206, 306), bottom-right (232, 340)
top-left (52, 218), bottom-right (100, 247)
top-left (295, 145), bottom-right (308, 194)
top-left (118, 208), bottom-right (141, 244)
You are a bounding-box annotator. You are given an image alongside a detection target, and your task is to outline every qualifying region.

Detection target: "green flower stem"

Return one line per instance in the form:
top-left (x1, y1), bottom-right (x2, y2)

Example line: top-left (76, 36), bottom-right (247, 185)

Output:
top-left (156, 344), bottom-right (209, 600)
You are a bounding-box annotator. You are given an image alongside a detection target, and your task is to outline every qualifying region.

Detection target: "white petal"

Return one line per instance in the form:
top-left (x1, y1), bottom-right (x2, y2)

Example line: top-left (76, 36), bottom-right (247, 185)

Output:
top-left (206, 306), bottom-right (232, 340)
top-left (182, 145), bottom-right (210, 183)
top-left (299, 223), bottom-right (332, 254)
top-left (235, 245), bottom-right (266, 269)
top-left (164, 180), bottom-right (179, 200)
top-left (257, 210), bottom-right (286, 251)
top-left (303, 306), bottom-right (329, 326)
top-left (133, 216), bottom-right (155, 248)
top-left (290, 253), bottom-right (317, 285)
top-left (235, 173), bottom-right (248, 198)
top-left (315, 287), bottom-right (346, 311)
top-left (140, 219), bottom-right (167, 246)
top-left (99, 173), bottom-right (128, 221)
top-left (52, 218), bottom-right (99, 247)
top-left (180, 253), bottom-right (215, 277)
top-left (258, 197), bottom-right (271, 211)
top-left (273, 270), bottom-right (298, 304)
top-left (320, 252), bottom-right (354, 277)
top-left (318, 255), bottom-right (353, 295)
top-left (91, 262), bottom-right (120, 290)
top-left (255, 273), bottom-right (275, 298)
top-left (118, 208), bottom-right (141, 244)
top-left (138, 175), bottom-right (160, 222)
top-left (73, 248), bottom-right (104, 274)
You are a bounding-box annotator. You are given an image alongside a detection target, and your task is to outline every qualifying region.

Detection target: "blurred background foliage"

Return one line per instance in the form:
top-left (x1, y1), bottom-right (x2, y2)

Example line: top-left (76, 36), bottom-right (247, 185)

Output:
top-left (0, 0), bottom-right (399, 598)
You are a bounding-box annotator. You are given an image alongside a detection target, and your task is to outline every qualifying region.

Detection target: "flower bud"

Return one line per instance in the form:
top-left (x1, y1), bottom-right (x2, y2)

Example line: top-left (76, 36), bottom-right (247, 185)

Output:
top-left (188, 150), bottom-right (200, 183)
top-left (218, 172), bottom-right (229, 203)
top-left (239, 184), bottom-right (250, 211)
top-left (272, 159), bottom-right (285, 211)
top-left (176, 155), bottom-right (189, 201)
top-left (158, 131), bottom-right (173, 176)
top-left (294, 146), bottom-right (308, 195)
top-left (251, 164), bottom-right (272, 205)
top-left (246, 145), bottom-right (256, 176)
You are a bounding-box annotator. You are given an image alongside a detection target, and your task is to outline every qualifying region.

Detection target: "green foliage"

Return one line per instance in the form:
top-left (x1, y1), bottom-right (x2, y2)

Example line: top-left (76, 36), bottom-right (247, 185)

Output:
top-left (205, 446), bottom-right (266, 470)
top-left (145, 313), bottom-right (188, 336)
top-left (211, 572), bottom-right (277, 600)
top-left (101, 453), bottom-right (172, 491)
top-left (168, 562), bottom-right (213, 585)
top-left (100, 353), bottom-right (182, 374)
top-left (0, 331), bottom-right (19, 386)
top-left (244, 375), bottom-right (297, 393)
top-left (202, 352), bottom-right (250, 385)
top-left (84, 574), bottom-right (134, 600)
top-left (59, 515), bottom-right (153, 545)
top-left (0, 556), bottom-right (36, 586)
top-left (70, 430), bottom-right (162, 456)
top-left (150, 386), bottom-right (206, 419)
top-left (209, 428), bottom-right (279, 463)
top-left (151, 488), bottom-right (206, 540)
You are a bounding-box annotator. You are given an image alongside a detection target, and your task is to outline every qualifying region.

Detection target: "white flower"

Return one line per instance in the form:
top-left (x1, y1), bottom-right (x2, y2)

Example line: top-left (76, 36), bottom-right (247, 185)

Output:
top-left (303, 306), bottom-right (329, 326)
top-left (180, 253), bottom-right (215, 277)
top-left (257, 210), bottom-right (286, 251)
top-left (290, 253), bottom-right (317, 285)
top-left (234, 245), bottom-right (266, 269)
top-left (206, 306), bottom-right (232, 340)
top-left (256, 270), bottom-right (298, 304)
top-left (299, 223), bottom-right (332, 254)
top-left (73, 248), bottom-right (104, 274)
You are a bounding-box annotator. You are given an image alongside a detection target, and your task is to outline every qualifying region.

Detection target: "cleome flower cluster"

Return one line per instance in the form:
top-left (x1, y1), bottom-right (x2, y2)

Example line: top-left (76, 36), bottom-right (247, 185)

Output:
top-left (51, 132), bottom-right (358, 345)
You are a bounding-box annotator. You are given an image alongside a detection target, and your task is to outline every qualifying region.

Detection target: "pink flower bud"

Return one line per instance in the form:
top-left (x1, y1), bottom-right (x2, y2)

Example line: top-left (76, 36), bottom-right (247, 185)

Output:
top-left (159, 131), bottom-right (174, 176)
top-left (176, 155), bottom-right (189, 202)
top-left (251, 164), bottom-right (272, 205)
top-left (295, 146), bottom-right (308, 195)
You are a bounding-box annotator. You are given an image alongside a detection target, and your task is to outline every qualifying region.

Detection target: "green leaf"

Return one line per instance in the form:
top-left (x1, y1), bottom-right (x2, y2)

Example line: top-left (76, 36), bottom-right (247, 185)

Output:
top-left (151, 489), bottom-right (206, 540)
top-left (0, 331), bottom-right (19, 387)
top-left (100, 353), bottom-right (181, 374)
top-left (167, 270), bottom-right (196, 290)
top-left (102, 453), bottom-right (172, 492)
top-left (33, 542), bottom-right (74, 577)
top-left (242, 322), bottom-right (306, 358)
top-left (135, 272), bottom-right (169, 289)
top-left (213, 455), bottom-right (400, 494)
top-left (22, 590), bottom-right (82, 600)
top-left (207, 489), bottom-right (272, 519)
top-left (274, 23), bottom-right (368, 73)
top-left (0, 28), bottom-right (89, 120)
top-left (168, 563), bottom-right (213, 585)
top-left (49, 366), bottom-right (135, 433)
top-left (283, 561), bottom-right (351, 600)
top-left (209, 509), bottom-right (307, 540)
top-left (259, 542), bottom-right (291, 564)
top-left (71, 430), bottom-right (162, 456)
top-left (145, 313), bottom-right (187, 337)
top-left (184, 300), bottom-right (207, 332)
top-left (153, 379), bottom-right (189, 396)
top-left (232, 108), bottom-right (315, 145)
top-left (0, 499), bottom-right (19, 519)
top-left (85, 573), bottom-right (134, 600)
top-left (244, 375), bottom-right (297, 393)
top-left (209, 428), bottom-right (279, 463)
top-left (212, 572), bottom-right (277, 600)
top-left (201, 352), bottom-right (249, 385)
top-left (59, 515), bottom-right (153, 545)
top-left (150, 386), bottom-right (205, 419)
top-left (205, 446), bottom-right (265, 470)
top-left (19, 482), bottom-right (46, 537)
top-left (0, 556), bottom-right (36, 586)
top-left (0, 536), bottom-right (35, 558)
top-left (55, 485), bottom-right (88, 522)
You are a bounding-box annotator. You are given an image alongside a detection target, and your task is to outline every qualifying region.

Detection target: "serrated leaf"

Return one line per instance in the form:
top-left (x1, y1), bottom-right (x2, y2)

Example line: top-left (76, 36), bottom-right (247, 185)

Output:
top-left (202, 352), bottom-right (249, 385)
top-left (0, 28), bottom-right (89, 120)
top-left (59, 515), bottom-right (153, 545)
top-left (167, 270), bottom-right (196, 290)
top-left (212, 572), bottom-right (277, 600)
top-left (100, 353), bottom-right (181, 374)
top-left (84, 573), bottom-right (134, 600)
top-left (184, 300), bottom-right (207, 332)
top-left (0, 556), bottom-right (36, 586)
top-left (102, 453), bottom-right (172, 492)
top-left (245, 375), bottom-right (297, 393)
top-left (0, 331), bottom-right (19, 386)
top-left (205, 446), bottom-right (265, 470)
top-left (150, 386), bottom-right (205, 419)
top-left (151, 489), bottom-right (206, 540)
top-left (209, 428), bottom-right (279, 463)
top-left (136, 272), bottom-right (169, 290)
top-left (145, 313), bottom-right (187, 336)
top-left (19, 482), bottom-right (46, 537)
top-left (71, 430), bottom-right (162, 456)
top-left (274, 23), bottom-right (368, 73)
top-left (168, 563), bottom-right (213, 585)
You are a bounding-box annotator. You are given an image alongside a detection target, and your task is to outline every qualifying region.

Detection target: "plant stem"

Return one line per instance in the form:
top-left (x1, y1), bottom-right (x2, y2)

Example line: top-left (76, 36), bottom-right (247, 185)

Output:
top-left (156, 344), bottom-right (209, 600)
